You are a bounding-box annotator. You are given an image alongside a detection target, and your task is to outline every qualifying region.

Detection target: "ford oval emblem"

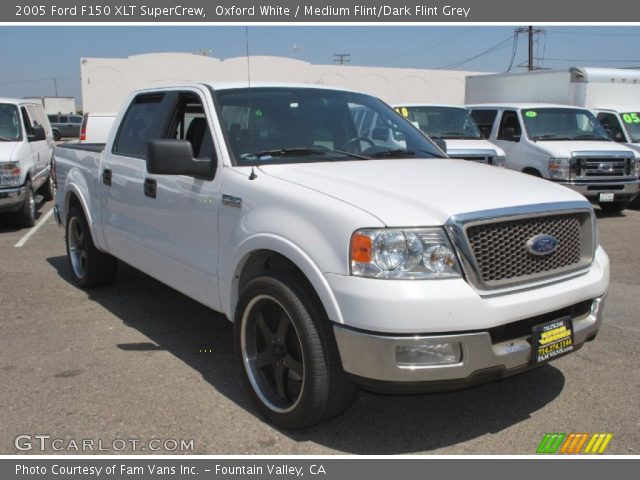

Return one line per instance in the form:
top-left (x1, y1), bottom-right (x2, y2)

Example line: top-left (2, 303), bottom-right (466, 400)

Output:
top-left (526, 234), bottom-right (558, 256)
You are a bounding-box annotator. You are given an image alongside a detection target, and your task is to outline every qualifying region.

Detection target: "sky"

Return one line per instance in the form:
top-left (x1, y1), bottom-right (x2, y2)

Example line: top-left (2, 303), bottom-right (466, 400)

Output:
top-left (1, 25), bottom-right (640, 103)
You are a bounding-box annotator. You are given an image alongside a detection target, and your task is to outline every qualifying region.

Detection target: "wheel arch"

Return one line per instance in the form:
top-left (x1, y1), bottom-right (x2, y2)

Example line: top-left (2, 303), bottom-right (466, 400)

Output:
top-left (223, 236), bottom-right (344, 326)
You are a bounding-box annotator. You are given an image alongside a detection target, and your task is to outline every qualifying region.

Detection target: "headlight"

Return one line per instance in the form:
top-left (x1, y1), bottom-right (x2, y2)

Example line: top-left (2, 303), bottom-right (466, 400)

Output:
top-left (350, 228), bottom-right (462, 279)
top-left (493, 155), bottom-right (506, 168)
top-left (0, 162), bottom-right (21, 187)
top-left (549, 157), bottom-right (570, 180)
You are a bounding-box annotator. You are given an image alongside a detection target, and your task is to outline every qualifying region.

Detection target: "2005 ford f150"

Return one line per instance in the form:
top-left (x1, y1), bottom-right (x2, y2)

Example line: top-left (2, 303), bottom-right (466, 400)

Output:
top-left (53, 83), bottom-right (609, 429)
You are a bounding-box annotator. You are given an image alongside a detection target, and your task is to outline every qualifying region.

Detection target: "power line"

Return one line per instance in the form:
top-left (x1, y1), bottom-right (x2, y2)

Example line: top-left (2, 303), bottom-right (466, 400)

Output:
top-left (332, 53), bottom-right (351, 65)
top-left (438, 35), bottom-right (514, 70)
top-left (546, 29), bottom-right (640, 37)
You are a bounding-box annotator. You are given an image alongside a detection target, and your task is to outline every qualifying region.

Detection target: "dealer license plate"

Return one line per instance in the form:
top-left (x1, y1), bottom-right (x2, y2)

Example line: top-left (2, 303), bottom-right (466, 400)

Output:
top-left (599, 192), bottom-right (615, 202)
top-left (531, 317), bottom-right (575, 364)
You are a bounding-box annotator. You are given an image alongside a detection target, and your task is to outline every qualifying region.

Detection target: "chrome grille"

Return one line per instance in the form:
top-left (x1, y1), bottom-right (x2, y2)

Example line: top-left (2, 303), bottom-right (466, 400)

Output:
top-left (461, 211), bottom-right (593, 289)
top-left (449, 153), bottom-right (494, 165)
top-left (572, 153), bottom-right (634, 180)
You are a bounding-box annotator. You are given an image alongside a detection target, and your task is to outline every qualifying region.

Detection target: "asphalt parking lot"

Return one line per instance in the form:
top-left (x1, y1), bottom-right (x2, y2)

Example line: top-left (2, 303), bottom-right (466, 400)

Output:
top-left (1, 199), bottom-right (638, 455)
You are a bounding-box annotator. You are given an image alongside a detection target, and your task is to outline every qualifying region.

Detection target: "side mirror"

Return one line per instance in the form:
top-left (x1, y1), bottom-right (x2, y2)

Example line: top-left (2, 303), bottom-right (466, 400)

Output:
top-left (502, 127), bottom-right (520, 142)
top-left (433, 138), bottom-right (447, 153)
top-left (28, 125), bottom-right (46, 142)
top-left (147, 139), bottom-right (214, 180)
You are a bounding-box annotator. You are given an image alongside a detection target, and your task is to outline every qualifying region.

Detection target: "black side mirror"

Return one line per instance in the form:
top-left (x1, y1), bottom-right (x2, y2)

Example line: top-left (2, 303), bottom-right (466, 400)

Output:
top-left (147, 139), bottom-right (215, 180)
top-left (433, 138), bottom-right (447, 153)
top-left (28, 125), bottom-right (46, 142)
top-left (502, 127), bottom-right (520, 142)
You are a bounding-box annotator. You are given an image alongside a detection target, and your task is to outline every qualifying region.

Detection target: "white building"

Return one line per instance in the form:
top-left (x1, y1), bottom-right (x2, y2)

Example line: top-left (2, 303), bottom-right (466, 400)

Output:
top-left (80, 53), bottom-right (483, 113)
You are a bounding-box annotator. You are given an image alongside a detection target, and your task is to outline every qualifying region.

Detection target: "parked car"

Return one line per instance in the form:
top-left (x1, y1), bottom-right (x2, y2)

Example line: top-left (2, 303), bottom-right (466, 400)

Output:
top-left (79, 112), bottom-right (117, 143)
top-left (391, 104), bottom-right (506, 166)
top-left (54, 83), bottom-right (609, 429)
top-left (48, 113), bottom-right (83, 140)
top-left (0, 98), bottom-right (55, 226)
top-left (467, 103), bottom-right (640, 212)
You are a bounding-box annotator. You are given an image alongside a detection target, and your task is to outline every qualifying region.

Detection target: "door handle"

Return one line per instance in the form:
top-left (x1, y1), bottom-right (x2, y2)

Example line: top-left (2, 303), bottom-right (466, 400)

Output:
top-left (102, 168), bottom-right (112, 186)
top-left (144, 178), bottom-right (157, 198)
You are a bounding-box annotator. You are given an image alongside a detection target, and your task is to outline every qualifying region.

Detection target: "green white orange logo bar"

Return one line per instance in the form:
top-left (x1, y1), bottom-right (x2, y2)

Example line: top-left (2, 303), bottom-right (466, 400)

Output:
top-left (536, 433), bottom-right (613, 454)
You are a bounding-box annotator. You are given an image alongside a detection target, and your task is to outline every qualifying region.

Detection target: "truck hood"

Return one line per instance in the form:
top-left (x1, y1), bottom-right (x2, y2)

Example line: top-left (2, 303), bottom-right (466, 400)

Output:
top-left (534, 140), bottom-right (639, 158)
top-left (0, 142), bottom-right (18, 161)
top-left (260, 159), bottom-right (586, 226)
top-left (443, 138), bottom-right (504, 156)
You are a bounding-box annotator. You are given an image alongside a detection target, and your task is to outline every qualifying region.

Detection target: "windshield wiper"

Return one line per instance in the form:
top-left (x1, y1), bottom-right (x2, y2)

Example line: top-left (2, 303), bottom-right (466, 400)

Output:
top-left (0, 136), bottom-right (15, 141)
top-left (573, 134), bottom-right (610, 141)
top-left (531, 134), bottom-right (571, 141)
top-left (437, 132), bottom-right (480, 140)
top-left (245, 147), bottom-right (368, 160)
top-left (370, 149), bottom-right (416, 158)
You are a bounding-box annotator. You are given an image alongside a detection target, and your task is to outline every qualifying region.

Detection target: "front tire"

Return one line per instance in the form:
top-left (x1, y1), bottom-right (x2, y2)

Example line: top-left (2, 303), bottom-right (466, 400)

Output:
top-left (16, 180), bottom-right (36, 227)
top-left (65, 206), bottom-right (117, 288)
top-left (39, 171), bottom-right (56, 202)
top-left (235, 274), bottom-right (357, 429)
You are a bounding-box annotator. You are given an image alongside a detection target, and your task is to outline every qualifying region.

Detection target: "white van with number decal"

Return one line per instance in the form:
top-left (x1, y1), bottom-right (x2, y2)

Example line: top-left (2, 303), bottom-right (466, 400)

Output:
top-left (393, 104), bottom-right (506, 167)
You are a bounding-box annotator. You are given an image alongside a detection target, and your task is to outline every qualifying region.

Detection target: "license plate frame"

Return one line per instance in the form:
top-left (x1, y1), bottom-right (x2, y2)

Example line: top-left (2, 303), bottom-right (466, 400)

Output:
top-left (599, 192), bottom-right (615, 202)
top-left (531, 316), bottom-right (575, 364)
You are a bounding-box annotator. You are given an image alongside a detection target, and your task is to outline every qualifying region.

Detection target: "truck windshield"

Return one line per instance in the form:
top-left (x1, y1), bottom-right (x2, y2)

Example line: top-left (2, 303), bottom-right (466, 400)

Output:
top-left (522, 108), bottom-right (610, 141)
top-left (0, 103), bottom-right (21, 141)
top-left (214, 87), bottom-right (445, 165)
top-left (395, 105), bottom-right (483, 140)
top-left (620, 112), bottom-right (640, 142)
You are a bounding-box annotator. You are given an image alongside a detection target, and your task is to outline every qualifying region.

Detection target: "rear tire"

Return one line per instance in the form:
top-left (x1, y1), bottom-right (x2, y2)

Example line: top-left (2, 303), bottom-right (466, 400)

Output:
top-left (65, 206), bottom-right (117, 288)
top-left (599, 201), bottom-right (628, 213)
top-left (15, 180), bottom-right (36, 227)
top-left (53, 130), bottom-right (62, 141)
top-left (234, 274), bottom-right (357, 429)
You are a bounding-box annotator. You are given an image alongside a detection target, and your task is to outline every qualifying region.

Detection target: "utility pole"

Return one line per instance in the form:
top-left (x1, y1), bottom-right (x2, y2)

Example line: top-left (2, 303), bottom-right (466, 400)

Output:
top-left (332, 53), bottom-right (351, 65)
top-left (515, 26), bottom-right (544, 71)
top-left (52, 77), bottom-right (58, 97)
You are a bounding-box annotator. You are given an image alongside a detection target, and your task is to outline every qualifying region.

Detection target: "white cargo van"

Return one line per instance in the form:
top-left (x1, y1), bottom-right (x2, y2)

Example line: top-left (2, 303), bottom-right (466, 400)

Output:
top-left (392, 104), bottom-right (506, 166)
top-left (466, 67), bottom-right (640, 156)
top-left (0, 98), bottom-right (55, 226)
top-left (467, 103), bottom-right (639, 212)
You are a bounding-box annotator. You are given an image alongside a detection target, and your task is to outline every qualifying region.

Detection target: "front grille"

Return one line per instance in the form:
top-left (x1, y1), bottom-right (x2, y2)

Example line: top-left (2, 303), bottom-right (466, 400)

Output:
top-left (449, 154), bottom-right (494, 165)
top-left (464, 212), bottom-right (592, 288)
top-left (573, 156), bottom-right (634, 179)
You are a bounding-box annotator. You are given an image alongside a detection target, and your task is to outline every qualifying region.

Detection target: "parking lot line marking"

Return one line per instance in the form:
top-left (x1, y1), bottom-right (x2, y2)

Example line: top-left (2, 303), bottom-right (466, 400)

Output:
top-left (14, 209), bottom-right (54, 248)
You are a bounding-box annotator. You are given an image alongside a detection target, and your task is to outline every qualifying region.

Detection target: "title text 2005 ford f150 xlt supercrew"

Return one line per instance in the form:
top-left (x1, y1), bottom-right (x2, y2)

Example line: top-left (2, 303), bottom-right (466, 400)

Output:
top-left (53, 83), bottom-right (609, 429)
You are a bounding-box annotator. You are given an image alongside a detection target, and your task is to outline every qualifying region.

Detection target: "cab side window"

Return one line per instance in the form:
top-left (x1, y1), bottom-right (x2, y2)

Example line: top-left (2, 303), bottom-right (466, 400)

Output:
top-left (597, 113), bottom-right (625, 142)
top-left (164, 92), bottom-right (215, 161)
top-left (497, 110), bottom-right (522, 142)
top-left (469, 109), bottom-right (497, 139)
top-left (20, 107), bottom-right (34, 136)
top-left (113, 93), bottom-right (164, 158)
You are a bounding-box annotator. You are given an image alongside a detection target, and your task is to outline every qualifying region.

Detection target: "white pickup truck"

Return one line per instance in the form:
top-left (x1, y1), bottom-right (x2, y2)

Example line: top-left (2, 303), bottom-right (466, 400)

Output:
top-left (392, 104), bottom-right (506, 167)
top-left (53, 83), bottom-right (609, 429)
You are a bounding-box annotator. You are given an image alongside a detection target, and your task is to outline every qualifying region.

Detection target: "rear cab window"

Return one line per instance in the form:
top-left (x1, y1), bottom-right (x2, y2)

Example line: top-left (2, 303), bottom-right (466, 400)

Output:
top-left (469, 109), bottom-right (498, 139)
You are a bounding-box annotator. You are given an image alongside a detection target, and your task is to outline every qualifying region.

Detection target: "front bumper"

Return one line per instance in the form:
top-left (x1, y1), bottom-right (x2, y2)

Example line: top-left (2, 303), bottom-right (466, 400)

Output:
top-left (0, 185), bottom-right (26, 214)
top-left (334, 294), bottom-right (606, 391)
top-left (557, 179), bottom-right (639, 202)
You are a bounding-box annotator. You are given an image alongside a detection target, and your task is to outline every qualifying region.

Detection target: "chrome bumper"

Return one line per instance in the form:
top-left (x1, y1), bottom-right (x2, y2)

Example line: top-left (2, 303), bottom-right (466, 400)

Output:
top-left (0, 185), bottom-right (26, 213)
top-left (334, 294), bottom-right (606, 385)
top-left (557, 179), bottom-right (639, 199)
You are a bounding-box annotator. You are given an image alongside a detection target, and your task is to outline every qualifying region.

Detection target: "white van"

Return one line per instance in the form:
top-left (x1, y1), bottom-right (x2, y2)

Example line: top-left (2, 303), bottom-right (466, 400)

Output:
top-left (468, 103), bottom-right (640, 212)
top-left (0, 98), bottom-right (55, 226)
top-left (392, 104), bottom-right (506, 166)
top-left (593, 107), bottom-right (640, 154)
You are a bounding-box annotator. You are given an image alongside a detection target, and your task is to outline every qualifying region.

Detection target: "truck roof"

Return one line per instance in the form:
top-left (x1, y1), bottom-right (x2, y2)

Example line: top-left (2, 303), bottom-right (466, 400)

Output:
top-left (391, 103), bottom-right (466, 109)
top-left (466, 103), bottom-right (590, 110)
top-left (0, 97), bottom-right (43, 106)
top-left (133, 81), bottom-right (361, 95)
